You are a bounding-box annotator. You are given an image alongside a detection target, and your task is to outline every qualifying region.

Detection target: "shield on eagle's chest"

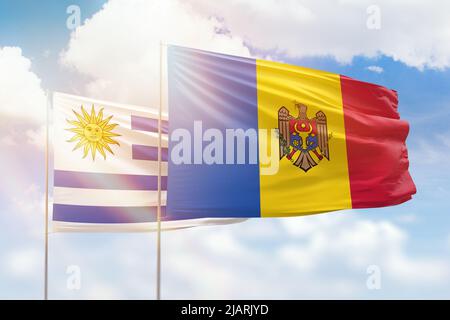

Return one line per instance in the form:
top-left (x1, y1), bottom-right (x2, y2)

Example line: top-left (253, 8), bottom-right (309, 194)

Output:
top-left (278, 102), bottom-right (330, 172)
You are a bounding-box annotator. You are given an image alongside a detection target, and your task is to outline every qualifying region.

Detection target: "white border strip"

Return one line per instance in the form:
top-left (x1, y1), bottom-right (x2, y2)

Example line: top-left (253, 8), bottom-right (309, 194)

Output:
top-left (51, 218), bottom-right (248, 233)
top-left (53, 92), bottom-right (168, 121)
top-left (54, 187), bottom-right (167, 207)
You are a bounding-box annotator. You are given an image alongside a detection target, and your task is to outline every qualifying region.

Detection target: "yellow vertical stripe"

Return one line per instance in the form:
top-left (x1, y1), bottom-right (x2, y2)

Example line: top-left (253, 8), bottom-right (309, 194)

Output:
top-left (256, 60), bottom-right (352, 217)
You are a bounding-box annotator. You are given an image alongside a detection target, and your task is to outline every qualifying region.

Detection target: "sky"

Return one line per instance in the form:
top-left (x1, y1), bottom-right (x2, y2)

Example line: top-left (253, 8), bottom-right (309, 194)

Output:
top-left (1, 0), bottom-right (450, 299)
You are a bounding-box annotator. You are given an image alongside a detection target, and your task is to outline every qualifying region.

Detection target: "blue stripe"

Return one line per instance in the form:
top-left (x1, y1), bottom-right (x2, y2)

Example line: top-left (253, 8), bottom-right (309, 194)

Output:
top-left (53, 204), bottom-right (166, 223)
top-left (132, 145), bottom-right (168, 161)
top-left (167, 46), bottom-right (261, 219)
top-left (131, 115), bottom-right (169, 134)
top-left (54, 170), bottom-right (167, 190)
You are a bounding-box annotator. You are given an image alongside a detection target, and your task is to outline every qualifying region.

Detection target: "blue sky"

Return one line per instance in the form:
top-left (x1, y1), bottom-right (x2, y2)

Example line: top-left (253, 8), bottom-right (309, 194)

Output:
top-left (1, 0), bottom-right (450, 299)
top-left (0, 0), bottom-right (105, 90)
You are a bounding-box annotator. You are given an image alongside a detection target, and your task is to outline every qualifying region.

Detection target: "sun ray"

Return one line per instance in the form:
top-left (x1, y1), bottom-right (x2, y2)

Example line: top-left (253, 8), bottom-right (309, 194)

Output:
top-left (67, 134), bottom-right (83, 143)
top-left (90, 142), bottom-right (97, 160)
top-left (103, 136), bottom-right (120, 145)
top-left (66, 128), bottom-right (85, 135)
top-left (103, 131), bottom-right (120, 137)
top-left (66, 105), bottom-right (121, 161)
top-left (90, 105), bottom-right (97, 124)
top-left (73, 109), bottom-right (87, 126)
top-left (96, 108), bottom-right (104, 123)
top-left (66, 120), bottom-right (83, 128)
top-left (98, 140), bottom-right (114, 155)
top-left (83, 143), bottom-right (89, 158)
top-left (81, 106), bottom-right (91, 123)
top-left (97, 144), bottom-right (107, 159)
top-left (103, 123), bottom-right (118, 132)
top-left (73, 137), bottom-right (89, 151)
top-left (99, 115), bottom-right (113, 128)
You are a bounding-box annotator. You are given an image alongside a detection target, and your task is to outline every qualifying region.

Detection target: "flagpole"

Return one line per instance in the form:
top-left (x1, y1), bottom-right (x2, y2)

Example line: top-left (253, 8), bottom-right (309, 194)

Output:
top-left (156, 41), bottom-right (163, 300)
top-left (44, 91), bottom-right (51, 300)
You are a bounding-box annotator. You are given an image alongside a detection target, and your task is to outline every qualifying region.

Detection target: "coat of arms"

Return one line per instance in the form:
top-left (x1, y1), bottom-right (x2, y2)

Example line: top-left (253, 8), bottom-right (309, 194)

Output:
top-left (278, 102), bottom-right (331, 172)
top-left (66, 105), bottom-right (121, 161)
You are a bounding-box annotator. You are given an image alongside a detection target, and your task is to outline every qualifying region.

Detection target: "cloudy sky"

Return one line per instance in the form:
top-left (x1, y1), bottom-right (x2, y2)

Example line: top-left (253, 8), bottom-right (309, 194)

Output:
top-left (1, 0), bottom-right (450, 299)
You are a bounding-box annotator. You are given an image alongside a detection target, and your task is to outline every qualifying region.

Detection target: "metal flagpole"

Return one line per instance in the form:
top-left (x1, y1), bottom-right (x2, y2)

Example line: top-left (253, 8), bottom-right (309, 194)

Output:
top-left (156, 41), bottom-right (163, 300)
top-left (44, 91), bottom-right (51, 300)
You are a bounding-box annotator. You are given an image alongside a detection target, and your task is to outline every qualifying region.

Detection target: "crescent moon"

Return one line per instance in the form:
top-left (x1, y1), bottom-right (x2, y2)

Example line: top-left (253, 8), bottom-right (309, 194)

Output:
top-left (294, 122), bottom-right (313, 134)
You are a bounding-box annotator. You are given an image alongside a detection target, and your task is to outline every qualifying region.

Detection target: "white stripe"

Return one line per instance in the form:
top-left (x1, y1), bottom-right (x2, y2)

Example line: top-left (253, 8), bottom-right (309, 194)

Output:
top-left (51, 218), bottom-right (247, 233)
top-left (53, 187), bottom-right (167, 207)
top-left (53, 92), bottom-right (168, 120)
top-left (125, 130), bottom-right (168, 148)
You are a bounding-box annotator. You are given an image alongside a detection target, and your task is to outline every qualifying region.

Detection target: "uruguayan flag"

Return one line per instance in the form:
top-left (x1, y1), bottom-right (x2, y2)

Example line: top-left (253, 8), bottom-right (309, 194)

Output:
top-left (52, 92), bottom-right (243, 232)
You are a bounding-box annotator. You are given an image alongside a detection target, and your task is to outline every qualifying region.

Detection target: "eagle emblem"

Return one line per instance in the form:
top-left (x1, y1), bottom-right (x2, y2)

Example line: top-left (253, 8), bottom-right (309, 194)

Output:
top-left (278, 102), bottom-right (331, 172)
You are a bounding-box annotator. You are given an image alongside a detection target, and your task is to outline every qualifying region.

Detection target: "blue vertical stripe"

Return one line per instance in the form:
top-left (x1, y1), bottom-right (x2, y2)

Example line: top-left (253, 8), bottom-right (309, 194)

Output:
top-left (167, 46), bottom-right (261, 219)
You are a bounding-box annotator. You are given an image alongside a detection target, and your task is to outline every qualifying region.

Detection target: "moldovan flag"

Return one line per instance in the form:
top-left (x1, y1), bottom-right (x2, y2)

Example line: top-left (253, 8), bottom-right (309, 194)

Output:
top-left (51, 92), bottom-right (244, 232)
top-left (167, 46), bottom-right (416, 218)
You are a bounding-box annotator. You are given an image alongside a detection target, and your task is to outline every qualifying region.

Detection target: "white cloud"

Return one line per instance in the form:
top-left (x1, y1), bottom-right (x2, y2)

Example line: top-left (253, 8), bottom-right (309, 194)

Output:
top-left (26, 125), bottom-right (46, 149)
top-left (3, 212), bottom-right (445, 299)
top-left (190, 0), bottom-right (450, 70)
top-left (42, 49), bottom-right (51, 58)
top-left (0, 135), bottom-right (16, 146)
top-left (0, 46), bottom-right (47, 225)
top-left (3, 247), bottom-right (41, 279)
top-left (395, 214), bottom-right (417, 224)
top-left (85, 284), bottom-right (123, 300)
top-left (60, 0), bottom-right (251, 107)
top-left (0, 47), bottom-right (46, 123)
top-left (160, 215), bottom-right (450, 298)
top-left (9, 184), bottom-right (46, 238)
top-left (411, 132), bottom-right (450, 166)
top-left (279, 216), bottom-right (449, 285)
top-left (385, 253), bottom-right (449, 284)
top-left (436, 132), bottom-right (450, 149)
top-left (366, 65), bottom-right (384, 73)
top-left (60, 0), bottom-right (450, 109)
top-left (11, 184), bottom-right (44, 217)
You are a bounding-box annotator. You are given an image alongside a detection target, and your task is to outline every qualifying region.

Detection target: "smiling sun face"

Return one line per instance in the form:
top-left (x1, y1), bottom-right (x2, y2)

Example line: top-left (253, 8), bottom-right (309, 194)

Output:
top-left (66, 105), bottom-right (121, 160)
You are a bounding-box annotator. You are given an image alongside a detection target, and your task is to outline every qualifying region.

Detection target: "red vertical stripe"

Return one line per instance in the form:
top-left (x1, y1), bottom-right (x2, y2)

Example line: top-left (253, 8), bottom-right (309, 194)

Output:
top-left (341, 75), bottom-right (416, 208)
